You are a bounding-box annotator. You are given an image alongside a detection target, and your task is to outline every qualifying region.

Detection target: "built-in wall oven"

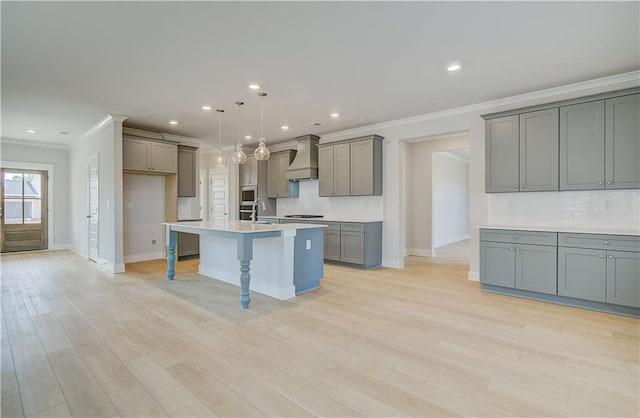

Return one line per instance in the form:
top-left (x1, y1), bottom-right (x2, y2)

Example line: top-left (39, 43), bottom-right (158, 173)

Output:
top-left (239, 186), bottom-right (257, 221)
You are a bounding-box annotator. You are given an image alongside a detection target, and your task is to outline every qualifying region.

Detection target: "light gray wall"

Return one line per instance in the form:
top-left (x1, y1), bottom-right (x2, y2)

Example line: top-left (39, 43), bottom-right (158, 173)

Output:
top-left (69, 116), bottom-right (125, 272)
top-left (405, 135), bottom-right (470, 256)
top-left (432, 151), bottom-right (469, 248)
top-left (123, 174), bottom-right (165, 262)
top-left (0, 141), bottom-right (70, 247)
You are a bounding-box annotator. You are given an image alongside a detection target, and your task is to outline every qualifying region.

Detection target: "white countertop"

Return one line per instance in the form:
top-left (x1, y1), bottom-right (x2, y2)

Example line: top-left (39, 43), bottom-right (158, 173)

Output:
top-left (164, 220), bottom-right (326, 234)
top-left (259, 216), bottom-right (383, 223)
top-left (478, 225), bottom-right (640, 236)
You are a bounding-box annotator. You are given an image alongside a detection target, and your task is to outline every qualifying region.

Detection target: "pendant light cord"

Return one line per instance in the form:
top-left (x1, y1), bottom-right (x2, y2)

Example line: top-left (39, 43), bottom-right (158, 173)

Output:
top-left (260, 97), bottom-right (264, 138)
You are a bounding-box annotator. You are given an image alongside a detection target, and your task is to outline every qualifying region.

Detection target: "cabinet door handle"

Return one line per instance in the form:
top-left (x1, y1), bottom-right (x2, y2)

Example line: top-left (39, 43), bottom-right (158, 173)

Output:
top-left (513, 235), bottom-right (518, 239)
top-left (603, 241), bottom-right (609, 244)
top-left (598, 181), bottom-right (603, 185)
top-left (515, 247), bottom-right (520, 251)
top-left (509, 247), bottom-right (514, 251)
top-left (607, 181), bottom-right (612, 185)
top-left (608, 255), bottom-right (614, 259)
top-left (599, 254), bottom-right (605, 258)
top-left (514, 185), bottom-right (518, 189)
top-left (520, 185), bottom-right (525, 189)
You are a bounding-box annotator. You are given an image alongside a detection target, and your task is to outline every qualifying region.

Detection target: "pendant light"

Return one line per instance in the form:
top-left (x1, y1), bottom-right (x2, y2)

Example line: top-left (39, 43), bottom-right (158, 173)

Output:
top-left (232, 101), bottom-right (247, 164)
top-left (213, 109), bottom-right (227, 168)
top-left (254, 91), bottom-right (270, 161)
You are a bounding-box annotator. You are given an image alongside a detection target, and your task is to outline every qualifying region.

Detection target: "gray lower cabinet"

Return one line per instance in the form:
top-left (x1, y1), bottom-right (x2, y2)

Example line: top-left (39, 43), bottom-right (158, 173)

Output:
top-left (606, 251), bottom-right (640, 308)
top-left (480, 238), bottom-right (556, 295)
top-left (558, 247), bottom-right (606, 302)
top-left (324, 229), bottom-right (341, 261)
top-left (178, 232), bottom-right (199, 258)
top-left (605, 93), bottom-right (640, 189)
top-left (340, 231), bottom-right (365, 265)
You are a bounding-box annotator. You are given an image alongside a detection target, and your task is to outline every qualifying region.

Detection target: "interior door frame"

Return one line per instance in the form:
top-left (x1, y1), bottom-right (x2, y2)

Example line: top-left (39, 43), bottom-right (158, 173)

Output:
top-left (87, 153), bottom-right (99, 261)
top-left (1, 160), bottom-right (55, 249)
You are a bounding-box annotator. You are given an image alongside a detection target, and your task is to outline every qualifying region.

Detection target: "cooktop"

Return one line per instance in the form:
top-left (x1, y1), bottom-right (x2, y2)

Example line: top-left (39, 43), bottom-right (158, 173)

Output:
top-left (284, 215), bottom-right (324, 219)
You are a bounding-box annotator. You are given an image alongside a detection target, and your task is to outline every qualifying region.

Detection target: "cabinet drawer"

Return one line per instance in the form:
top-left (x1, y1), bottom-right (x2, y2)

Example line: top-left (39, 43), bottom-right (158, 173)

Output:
top-left (558, 233), bottom-right (640, 252)
top-left (341, 222), bottom-right (364, 232)
top-left (480, 229), bottom-right (557, 246)
top-left (309, 221), bottom-right (340, 231)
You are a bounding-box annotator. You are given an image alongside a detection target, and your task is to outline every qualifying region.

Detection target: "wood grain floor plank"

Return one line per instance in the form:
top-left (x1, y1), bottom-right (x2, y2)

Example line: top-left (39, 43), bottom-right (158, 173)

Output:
top-left (1, 392), bottom-right (24, 418)
top-left (48, 346), bottom-right (118, 418)
top-left (28, 403), bottom-right (72, 418)
top-left (31, 313), bottom-right (73, 353)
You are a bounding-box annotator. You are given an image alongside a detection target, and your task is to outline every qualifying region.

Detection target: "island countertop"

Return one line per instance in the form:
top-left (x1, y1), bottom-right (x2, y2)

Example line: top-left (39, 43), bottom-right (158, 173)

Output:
top-left (163, 220), bottom-right (326, 234)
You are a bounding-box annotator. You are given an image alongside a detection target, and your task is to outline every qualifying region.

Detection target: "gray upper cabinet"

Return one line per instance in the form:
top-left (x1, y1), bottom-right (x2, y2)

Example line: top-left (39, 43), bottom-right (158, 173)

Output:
top-left (605, 94), bottom-right (640, 189)
top-left (318, 135), bottom-right (383, 197)
top-left (484, 88), bottom-right (639, 193)
top-left (178, 146), bottom-right (197, 197)
top-left (123, 137), bottom-right (177, 174)
top-left (560, 101), bottom-right (605, 190)
top-left (267, 150), bottom-right (298, 198)
top-left (240, 156), bottom-right (258, 186)
top-left (485, 116), bottom-right (519, 192)
top-left (519, 108), bottom-right (559, 192)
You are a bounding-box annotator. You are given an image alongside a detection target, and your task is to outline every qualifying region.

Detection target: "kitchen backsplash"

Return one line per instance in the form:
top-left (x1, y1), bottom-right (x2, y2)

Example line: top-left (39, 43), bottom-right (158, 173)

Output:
top-left (488, 190), bottom-right (640, 230)
top-left (178, 197), bottom-right (201, 220)
top-left (276, 180), bottom-right (383, 220)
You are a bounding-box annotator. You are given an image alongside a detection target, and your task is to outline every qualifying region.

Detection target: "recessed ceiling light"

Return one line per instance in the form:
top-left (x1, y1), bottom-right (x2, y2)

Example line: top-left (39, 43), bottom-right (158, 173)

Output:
top-left (330, 112), bottom-right (340, 118)
top-left (201, 105), bottom-right (212, 111)
top-left (26, 129), bottom-right (38, 133)
top-left (244, 135), bottom-right (252, 140)
top-left (447, 64), bottom-right (461, 72)
top-left (281, 125), bottom-right (289, 130)
top-left (169, 120), bottom-right (178, 125)
top-left (60, 131), bottom-right (70, 135)
top-left (249, 83), bottom-right (260, 90)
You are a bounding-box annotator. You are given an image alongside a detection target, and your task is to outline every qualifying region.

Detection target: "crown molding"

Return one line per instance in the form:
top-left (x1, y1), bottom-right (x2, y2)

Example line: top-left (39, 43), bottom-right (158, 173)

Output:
top-left (320, 70), bottom-right (640, 141)
top-left (0, 137), bottom-right (69, 149)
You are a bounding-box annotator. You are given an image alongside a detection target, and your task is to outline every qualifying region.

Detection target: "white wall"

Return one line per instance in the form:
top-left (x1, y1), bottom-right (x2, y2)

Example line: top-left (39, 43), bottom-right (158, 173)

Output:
top-left (123, 174), bottom-right (165, 262)
top-left (0, 141), bottom-right (70, 248)
top-left (276, 180), bottom-right (384, 221)
top-left (69, 115), bottom-right (126, 273)
top-left (432, 152), bottom-right (469, 248)
top-left (405, 135), bottom-right (470, 256)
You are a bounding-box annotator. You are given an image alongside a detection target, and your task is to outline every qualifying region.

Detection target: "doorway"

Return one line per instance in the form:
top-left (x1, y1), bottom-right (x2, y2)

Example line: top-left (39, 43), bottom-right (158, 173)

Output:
top-left (432, 148), bottom-right (470, 261)
top-left (87, 154), bottom-right (99, 261)
top-left (0, 168), bottom-right (48, 252)
top-left (209, 169), bottom-right (229, 222)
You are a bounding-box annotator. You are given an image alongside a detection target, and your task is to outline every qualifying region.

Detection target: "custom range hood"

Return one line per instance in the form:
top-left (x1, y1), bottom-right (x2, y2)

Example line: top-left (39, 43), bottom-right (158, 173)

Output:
top-left (285, 134), bottom-right (320, 180)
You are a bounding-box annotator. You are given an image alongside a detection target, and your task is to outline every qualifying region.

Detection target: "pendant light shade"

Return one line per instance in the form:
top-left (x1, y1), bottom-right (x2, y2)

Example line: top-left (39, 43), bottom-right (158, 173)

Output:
top-left (254, 92), bottom-right (270, 161)
top-left (214, 109), bottom-right (227, 168)
top-left (232, 101), bottom-right (247, 164)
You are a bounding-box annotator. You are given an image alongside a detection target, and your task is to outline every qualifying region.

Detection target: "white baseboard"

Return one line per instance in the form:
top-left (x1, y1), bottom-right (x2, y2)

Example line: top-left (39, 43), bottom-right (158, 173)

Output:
top-left (124, 252), bottom-right (164, 264)
top-left (68, 246), bottom-right (88, 258)
top-left (97, 258), bottom-right (125, 274)
top-left (49, 243), bottom-right (70, 251)
top-left (468, 270), bottom-right (479, 282)
top-left (406, 248), bottom-right (435, 257)
top-left (434, 234), bottom-right (470, 249)
top-left (382, 258), bottom-right (405, 269)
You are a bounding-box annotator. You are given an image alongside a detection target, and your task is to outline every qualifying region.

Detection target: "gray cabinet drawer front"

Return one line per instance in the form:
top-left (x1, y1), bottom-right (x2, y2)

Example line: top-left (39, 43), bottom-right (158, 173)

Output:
top-left (280, 219), bottom-right (308, 224)
top-left (341, 222), bottom-right (365, 232)
top-left (320, 221), bottom-right (341, 231)
top-left (558, 233), bottom-right (640, 251)
top-left (480, 229), bottom-right (557, 246)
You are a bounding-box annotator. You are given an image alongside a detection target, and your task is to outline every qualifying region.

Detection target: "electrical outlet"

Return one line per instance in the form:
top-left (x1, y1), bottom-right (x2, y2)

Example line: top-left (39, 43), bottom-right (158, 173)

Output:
top-left (306, 240), bottom-right (311, 250)
top-left (127, 202), bottom-right (133, 209)
top-left (507, 200), bottom-right (514, 209)
top-left (601, 200), bottom-right (611, 211)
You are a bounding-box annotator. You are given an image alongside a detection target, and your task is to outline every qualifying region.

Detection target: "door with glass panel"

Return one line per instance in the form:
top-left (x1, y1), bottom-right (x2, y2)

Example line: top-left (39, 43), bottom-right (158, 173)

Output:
top-left (0, 169), bottom-right (48, 252)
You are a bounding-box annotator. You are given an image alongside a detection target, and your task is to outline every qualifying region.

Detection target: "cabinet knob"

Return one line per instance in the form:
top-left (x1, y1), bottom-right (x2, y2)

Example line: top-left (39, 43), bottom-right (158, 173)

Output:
top-left (598, 181), bottom-right (603, 185)
top-left (607, 181), bottom-right (612, 185)
top-left (520, 185), bottom-right (525, 189)
top-left (608, 255), bottom-right (614, 259)
top-left (599, 254), bottom-right (605, 258)
top-left (513, 235), bottom-right (518, 239)
top-left (509, 247), bottom-right (514, 251)
top-left (603, 241), bottom-right (609, 244)
top-left (514, 185), bottom-right (518, 189)
top-left (515, 247), bottom-right (520, 251)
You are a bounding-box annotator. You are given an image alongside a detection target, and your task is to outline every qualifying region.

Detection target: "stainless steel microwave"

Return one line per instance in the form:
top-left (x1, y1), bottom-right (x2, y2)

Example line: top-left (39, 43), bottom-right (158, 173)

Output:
top-left (240, 186), bottom-right (257, 204)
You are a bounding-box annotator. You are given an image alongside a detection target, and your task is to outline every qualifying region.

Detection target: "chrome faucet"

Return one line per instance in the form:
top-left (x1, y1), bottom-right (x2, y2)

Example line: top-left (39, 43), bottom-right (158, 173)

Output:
top-left (251, 198), bottom-right (266, 223)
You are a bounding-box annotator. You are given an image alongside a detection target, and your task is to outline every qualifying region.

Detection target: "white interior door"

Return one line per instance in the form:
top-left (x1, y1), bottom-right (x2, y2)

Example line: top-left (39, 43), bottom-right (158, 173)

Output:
top-left (88, 154), bottom-right (99, 261)
top-left (210, 170), bottom-right (229, 222)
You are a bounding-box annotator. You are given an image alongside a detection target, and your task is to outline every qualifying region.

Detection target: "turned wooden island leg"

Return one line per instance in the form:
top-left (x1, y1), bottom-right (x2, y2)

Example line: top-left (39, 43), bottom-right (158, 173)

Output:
top-left (167, 230), bottom-right (178, 280)
top-left (237, 234), bottom-right (254, 309)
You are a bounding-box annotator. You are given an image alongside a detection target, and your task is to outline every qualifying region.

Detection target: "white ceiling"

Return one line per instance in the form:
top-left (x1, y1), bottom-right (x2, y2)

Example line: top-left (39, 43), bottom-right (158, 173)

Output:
top-left (2, 1), bottom-right (638, 149)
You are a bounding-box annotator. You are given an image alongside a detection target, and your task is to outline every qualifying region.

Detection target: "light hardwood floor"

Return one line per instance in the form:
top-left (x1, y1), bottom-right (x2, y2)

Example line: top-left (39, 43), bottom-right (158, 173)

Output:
top-left (1, 250), bottom-right (638, 417)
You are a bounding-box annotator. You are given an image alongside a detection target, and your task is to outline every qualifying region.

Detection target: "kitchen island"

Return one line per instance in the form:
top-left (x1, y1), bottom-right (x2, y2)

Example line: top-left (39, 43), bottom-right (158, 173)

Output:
top-left (163, 221), bottom-right (325, 309)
